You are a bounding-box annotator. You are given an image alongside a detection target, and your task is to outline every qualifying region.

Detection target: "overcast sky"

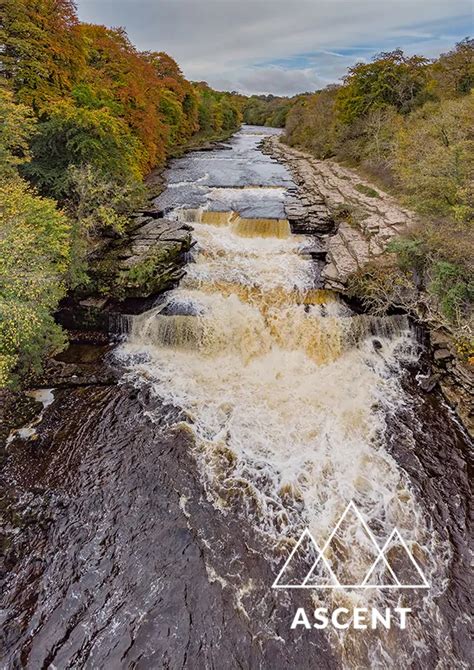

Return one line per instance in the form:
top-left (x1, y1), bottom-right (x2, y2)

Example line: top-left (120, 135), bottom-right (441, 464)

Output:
top-left (76, 1), bottom-right (473, 96)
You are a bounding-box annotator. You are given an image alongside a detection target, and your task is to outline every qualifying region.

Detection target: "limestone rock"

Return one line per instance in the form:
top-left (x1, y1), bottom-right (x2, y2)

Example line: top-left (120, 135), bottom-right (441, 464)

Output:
top-left (91, 218), bottom-right (192, 300)
top-left (262, 135), bottom-right (417, 289)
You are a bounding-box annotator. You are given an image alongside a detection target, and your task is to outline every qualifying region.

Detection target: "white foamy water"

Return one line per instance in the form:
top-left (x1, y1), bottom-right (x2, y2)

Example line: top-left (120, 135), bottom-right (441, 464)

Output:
top-left (118, 128), bottom-right (456, 669)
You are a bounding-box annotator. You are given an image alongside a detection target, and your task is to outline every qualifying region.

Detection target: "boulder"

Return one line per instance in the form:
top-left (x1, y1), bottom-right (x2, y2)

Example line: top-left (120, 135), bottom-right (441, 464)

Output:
top-left (89, 218), bottom-right (192, 300)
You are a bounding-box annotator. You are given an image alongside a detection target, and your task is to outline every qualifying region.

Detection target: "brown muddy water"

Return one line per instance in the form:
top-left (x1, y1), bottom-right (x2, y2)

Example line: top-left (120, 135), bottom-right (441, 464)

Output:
top-left (1, 127), bottom-right (472, 669)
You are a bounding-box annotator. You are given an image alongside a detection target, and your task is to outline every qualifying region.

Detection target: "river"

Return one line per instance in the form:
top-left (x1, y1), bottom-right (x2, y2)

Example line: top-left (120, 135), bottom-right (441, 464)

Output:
top-left (1, 126), bottom-right (471, 669)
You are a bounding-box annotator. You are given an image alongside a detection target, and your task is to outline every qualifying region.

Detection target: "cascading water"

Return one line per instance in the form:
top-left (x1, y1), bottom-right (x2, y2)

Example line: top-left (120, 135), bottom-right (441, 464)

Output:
top-left (3, 127), bottom-right (469, 670)
top-left (117, 127), bottom-right (463, 668)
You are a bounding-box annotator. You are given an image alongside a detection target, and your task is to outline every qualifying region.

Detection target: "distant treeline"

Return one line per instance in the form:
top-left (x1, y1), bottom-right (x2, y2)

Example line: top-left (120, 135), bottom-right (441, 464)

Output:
top-left (283, 42), bottom-right (473, 340)
top-left (0, 0), bottom-right (243, 386)
top-left (242, 94), bottom-right (299, 127)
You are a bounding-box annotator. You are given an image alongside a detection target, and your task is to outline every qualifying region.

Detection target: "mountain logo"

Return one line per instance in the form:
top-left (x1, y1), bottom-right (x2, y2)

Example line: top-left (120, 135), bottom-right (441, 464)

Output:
top-left (273, 501), bottom-right (429, 590)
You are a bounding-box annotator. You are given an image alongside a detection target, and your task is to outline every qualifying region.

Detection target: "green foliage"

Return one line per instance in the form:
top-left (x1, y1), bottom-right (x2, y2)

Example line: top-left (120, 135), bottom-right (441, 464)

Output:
top-left (2, 2), bottom-right (242, 202)
top-left (432, 38), bottom-right (474, 98)
top-left (284, 40), bottom-right (474, 333)
top-left (242, 95), bottom-right (295, 128)
top-left (67, 165), bottom-right (146, 237)
top-left (24, 101), bottom-right (144, 197)
top-left (387, 237), bottom-right (426, 273)
top-left (429, 261), bottom-right (474, 322)
top-left (354, 183), bottom-right (380, 198)
top-left (194, 83), bottom-right (242, 137)
top-left (0, 87), bottom-right (37, 178)
top-left (0, 179), bottom-right (71, 386)
top-left (284, 89), bottom-right (337, 157)
top-left (387, 231), bottom-right (473, 326)
top-left (0, 0), bottom-right (243, 387)
top-left (0, 0), bottom-right (84, 111)
top-left (394, 95), bottom-right (474, 221)
top-left (336, 49), bottom-right (430, 125)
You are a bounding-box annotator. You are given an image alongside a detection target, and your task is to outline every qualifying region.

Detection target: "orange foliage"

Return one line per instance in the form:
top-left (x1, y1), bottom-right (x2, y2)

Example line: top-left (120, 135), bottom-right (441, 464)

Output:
top-left (2, 0), bottom-right (241, 188)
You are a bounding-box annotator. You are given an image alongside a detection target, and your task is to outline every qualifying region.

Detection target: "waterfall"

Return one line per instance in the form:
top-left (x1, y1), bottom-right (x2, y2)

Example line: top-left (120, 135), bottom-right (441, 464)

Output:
top-left (116, 128), bottom-right (452, 669)
top-left (121, 202), bottom-right (422, 546)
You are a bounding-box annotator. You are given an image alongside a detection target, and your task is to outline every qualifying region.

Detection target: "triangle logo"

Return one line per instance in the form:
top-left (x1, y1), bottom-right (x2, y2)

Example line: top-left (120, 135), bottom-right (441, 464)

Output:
top-left (303, 501), bottom-right (385, 587)
top-left (273, 502), bottom-right (430, 590)
top-left (363, 529), bottom-right (429, 588)
top-left (273, 528), bottom-right (338, 588)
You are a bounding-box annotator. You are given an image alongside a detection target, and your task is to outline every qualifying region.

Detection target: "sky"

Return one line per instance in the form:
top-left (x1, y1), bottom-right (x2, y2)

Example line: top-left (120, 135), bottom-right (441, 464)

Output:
top-left (76, 0), bottom-right (473, 96)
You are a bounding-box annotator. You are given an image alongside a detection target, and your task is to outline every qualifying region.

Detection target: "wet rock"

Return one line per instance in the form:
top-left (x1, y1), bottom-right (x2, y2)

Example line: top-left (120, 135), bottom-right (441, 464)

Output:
top-left (420, 373), bottom-right (441, 392)
top-left (79, 297), bottom-right (109, 310)
top-left (430, 330), bottom-right (452, 350)
top-left (136, 209), bottom-right (164, 219)
top-left (263, 134), bottom-right (473, 436)
top-left (33, 356), bottom-right (119, 388)
top-left (440, 372), bottom-right (474, 435)
top-left (128, 214), bottom-right (154, 228)
top-left (434, 348), bottom-right (453, 362)
top-left (262, 135), bottom-right (416, 289)
top-left (0, 391), bottom-right (43, 450)
top-left (299, 241), bottom-right (327, 258)
top-left (56, 302), bottom-right (111, 334)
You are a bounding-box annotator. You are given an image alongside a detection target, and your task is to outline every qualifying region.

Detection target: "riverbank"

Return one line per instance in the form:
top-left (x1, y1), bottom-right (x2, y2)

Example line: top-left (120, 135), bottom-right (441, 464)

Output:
top-left (262, 135), bottom-right (473, 435)
top-left (72, 132), bottom-right (238, 307)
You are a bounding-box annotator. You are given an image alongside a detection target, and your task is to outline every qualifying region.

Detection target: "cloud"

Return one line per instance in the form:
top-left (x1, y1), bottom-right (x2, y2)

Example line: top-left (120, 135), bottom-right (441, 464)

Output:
top-left (76, 0), bottom-right (472, 95)
top-left (235, 67), bottom-right (325, 96)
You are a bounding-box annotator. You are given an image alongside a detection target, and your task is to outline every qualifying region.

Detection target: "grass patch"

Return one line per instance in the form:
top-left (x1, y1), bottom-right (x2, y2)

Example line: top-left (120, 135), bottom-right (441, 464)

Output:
top-left (355, 183), bottom-right (380, 198)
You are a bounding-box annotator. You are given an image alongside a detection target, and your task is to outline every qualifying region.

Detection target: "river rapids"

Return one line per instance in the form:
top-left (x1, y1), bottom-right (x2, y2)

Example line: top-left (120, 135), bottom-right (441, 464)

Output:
top-left (1, 127), bottom-right (471, 670)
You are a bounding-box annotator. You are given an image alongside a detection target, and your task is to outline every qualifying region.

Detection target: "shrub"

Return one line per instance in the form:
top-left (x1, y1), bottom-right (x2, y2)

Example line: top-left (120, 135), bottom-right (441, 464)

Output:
top-left (354, 183), bottom-right (380, 198)
top-left (285, 89), bottom-right (338, 157)
top-left (336, 50), bottom-right (430, 125)
top-left (429, 261), bottom-right (473, 323)
top-left (24, 101), bottom-right (144, 197)
top-left (0, 88), bottom-right (37, 179)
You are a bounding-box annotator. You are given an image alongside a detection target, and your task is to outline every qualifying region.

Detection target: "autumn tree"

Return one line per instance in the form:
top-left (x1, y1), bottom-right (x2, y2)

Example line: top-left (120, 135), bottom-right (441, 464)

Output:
top-left (394, 94), bottom-right (474, 222)
top-left (0, 93), bottom-right (71, 387)
top-left (0, 0), bottom-right (84, 110)
top-left (25, 100), bottom-right (144, 196)
top-left (0, 87), bottom-right (37, 178)
top-left (285, 89), bottom-right (338, 157)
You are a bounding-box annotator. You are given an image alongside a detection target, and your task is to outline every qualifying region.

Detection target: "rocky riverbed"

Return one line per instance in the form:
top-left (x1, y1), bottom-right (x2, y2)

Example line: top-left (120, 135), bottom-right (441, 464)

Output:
top-left (262, 136), bottom-right (416, 291)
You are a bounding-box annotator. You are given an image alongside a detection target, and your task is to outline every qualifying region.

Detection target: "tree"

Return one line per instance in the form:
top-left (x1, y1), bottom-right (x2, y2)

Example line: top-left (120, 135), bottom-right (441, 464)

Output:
top-left (431, 38), bottom-right (474, 98)
top-left (285, 89), bottom-right (338, 157)
top-left (0, 0), bottom-right (84, 110)
top-left (394, 94), bottom-right (474, 221)
top-left (0, 87), bottom-right (36, 178)
top-left (0, 179), bottom-right (71, 386)
top-left (336, 50), bottom-right (430, 124)
top-left (24, 100), bottom-right (144, 197)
